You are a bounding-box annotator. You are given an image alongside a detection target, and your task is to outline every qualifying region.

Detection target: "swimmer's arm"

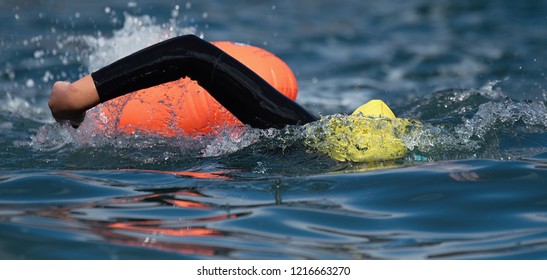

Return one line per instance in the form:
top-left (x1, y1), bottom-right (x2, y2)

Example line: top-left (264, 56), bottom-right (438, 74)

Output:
top-left (48, 34), bottom-right (317, 129)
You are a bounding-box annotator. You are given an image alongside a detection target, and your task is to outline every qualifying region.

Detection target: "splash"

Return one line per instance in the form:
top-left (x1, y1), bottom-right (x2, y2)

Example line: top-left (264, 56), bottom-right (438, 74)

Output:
top-left (201, 127), bottom-right (264, 157)
top-left (399, 80), bottom-right (507, 120)
top-left (401, 84), bottom-right (547, 160)
top-left (26, 12), bottom-right (204, 158)
top-left (29, 85), bottom-right (547, 166)
top-left (1, 93), bottom-right (49, 122)
top-left (304, 81), bottom-right (546, 163)
top-left (74, 13), bottom-right (196, 72)
top-left (31, 11), bottom-right (309, 162)
top-left (456, 100), bottom-right (547, 140)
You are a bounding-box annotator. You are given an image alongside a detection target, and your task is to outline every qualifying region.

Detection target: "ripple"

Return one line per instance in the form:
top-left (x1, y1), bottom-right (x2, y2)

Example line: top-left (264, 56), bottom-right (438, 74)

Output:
top-left (0, 171), bottom-right (140, 206)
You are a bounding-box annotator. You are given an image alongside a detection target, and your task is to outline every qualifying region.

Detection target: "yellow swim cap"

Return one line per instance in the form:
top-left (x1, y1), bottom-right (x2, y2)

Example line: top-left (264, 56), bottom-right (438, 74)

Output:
top-left (305, 99), bottom-right (414, 162)
top-left (352, 99), bottom-right (396, 118)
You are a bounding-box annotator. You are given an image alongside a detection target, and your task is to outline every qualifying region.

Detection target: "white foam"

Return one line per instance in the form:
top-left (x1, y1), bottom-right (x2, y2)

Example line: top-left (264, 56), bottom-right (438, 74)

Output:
top-left (402, 99), bottom-right (547, 160)
top-left (79, 13), bottom-right (196, 72)
top-left (456, 100), bottom-right (547, 141)
top-left (201, 127), bottom-right (263, 157)
top-left (1, 93), bottom-right (49, 123)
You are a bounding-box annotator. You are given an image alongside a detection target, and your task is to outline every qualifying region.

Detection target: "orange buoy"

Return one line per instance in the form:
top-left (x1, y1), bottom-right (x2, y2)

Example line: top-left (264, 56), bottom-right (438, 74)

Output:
top-left (97, 41), bottom-right (298, 136)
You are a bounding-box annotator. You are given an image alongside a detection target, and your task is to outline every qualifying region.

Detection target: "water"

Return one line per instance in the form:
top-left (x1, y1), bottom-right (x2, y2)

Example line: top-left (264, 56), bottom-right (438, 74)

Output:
top-left (1, 0), bottom-right (546, 259)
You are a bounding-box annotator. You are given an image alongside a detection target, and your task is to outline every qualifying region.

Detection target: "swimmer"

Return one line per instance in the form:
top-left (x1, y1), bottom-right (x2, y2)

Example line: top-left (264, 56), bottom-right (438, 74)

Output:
top-left (49, 34), bottom-right (416, 162)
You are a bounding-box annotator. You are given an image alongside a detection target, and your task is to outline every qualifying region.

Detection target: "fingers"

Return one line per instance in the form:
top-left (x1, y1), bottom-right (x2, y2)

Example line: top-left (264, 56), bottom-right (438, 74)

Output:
top-left (57, 112), bottom-right (86, 129)
top-left (69, 111), bottom-right (86, 128)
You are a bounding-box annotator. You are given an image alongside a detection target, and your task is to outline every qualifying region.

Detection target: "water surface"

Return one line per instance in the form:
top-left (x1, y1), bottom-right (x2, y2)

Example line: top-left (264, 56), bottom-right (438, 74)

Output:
top-left (0, 0), bottom-right (546, 259)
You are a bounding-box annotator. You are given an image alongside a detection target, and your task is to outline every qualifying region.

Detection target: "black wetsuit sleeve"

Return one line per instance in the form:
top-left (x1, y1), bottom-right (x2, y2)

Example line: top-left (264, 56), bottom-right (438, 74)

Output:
top-left (91, 34), bottom-right (317, 129)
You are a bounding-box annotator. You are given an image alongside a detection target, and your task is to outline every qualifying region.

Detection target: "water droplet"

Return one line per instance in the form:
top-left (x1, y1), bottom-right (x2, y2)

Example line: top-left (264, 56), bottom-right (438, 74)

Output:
top-left (7, 70), bottom-right (15, 80)
top-left (171, 8), bottom-right (179, 18)
top-left (33, 50), bottom-right (45, 59)
top-left (42, 71), bottom-right (54, 83)
top-left (26, 79), bottom-right (35, 88)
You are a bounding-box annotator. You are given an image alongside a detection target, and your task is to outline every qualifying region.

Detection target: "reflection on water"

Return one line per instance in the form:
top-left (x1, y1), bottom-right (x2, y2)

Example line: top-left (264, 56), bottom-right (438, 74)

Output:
top-left (1, 158), bottom-right (546, 259)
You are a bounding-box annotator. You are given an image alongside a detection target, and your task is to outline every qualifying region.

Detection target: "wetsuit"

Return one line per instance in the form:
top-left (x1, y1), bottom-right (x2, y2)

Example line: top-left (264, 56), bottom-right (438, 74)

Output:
top-left (91, 34), bottom-right (318, 129)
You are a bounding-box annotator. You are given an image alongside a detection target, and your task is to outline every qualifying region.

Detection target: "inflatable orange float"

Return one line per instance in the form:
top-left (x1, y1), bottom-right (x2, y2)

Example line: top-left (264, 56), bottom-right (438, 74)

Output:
top-left (97, 41), bottom-right (298, 136)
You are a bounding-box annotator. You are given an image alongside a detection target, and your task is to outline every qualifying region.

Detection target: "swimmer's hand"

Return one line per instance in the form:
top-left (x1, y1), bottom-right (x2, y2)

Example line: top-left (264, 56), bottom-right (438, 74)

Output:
top-left (48, 75), bottom-right (100, 128)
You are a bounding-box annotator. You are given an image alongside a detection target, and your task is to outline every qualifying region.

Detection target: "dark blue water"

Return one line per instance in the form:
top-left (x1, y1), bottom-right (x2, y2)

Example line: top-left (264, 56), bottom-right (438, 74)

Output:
top-left (1, 0), bottom-right (546, 259)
